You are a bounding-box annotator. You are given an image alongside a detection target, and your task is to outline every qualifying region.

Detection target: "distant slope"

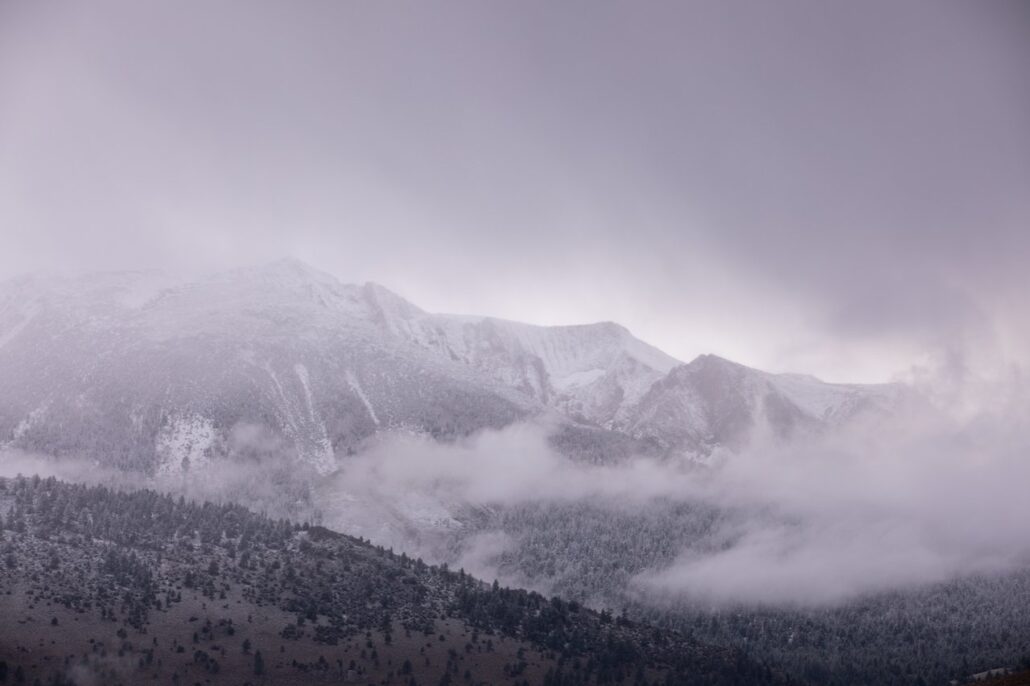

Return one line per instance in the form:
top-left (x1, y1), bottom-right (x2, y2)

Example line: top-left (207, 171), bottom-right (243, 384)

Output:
top-left (382, 307), bottom-right (679, 428)
top-left (0, 475), bottom-right (791, 686)
top-left (0, 260), bottom-right (902, 475)
top-left (0, 262), bottom-right (536, 474)
top-left (621, 354), bottom-right (906, 457)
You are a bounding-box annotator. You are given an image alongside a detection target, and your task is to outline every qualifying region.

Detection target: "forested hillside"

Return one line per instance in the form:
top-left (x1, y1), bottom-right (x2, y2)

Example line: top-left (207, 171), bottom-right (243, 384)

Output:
top-left (0, 476), bottom-right (790, 686)
top-left (462, 500), bottom-right (1030, 686)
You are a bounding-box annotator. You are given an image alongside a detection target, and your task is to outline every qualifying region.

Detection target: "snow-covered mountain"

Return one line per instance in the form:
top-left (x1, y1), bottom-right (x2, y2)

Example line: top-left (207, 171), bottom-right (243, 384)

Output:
top-left (620, 353), bottom-right (904, 458)
top-left (369, 296), bottom-right (679, 428)
top-left (0, 261), bottom-right (533, 474)
top-left (0, 260), bottom-right (903, 473)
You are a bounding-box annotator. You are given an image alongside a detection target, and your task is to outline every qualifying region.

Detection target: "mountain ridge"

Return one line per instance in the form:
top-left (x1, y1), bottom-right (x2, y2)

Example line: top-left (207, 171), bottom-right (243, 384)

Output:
top-left (0, 260), bottom-right (903, 476)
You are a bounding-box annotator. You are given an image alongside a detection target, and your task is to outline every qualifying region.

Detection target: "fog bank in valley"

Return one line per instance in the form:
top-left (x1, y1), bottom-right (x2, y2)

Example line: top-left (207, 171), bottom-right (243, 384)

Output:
top-left (317, 365), bottom-right (1030, 606)
top-left (3, 363), bottom-right (1027, 607)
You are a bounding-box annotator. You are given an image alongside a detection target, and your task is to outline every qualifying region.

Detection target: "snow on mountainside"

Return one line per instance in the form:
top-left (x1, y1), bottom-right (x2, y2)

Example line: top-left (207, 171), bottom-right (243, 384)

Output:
top-left (622, 354), bottom-right (905, 458)
top-left (0, 260), bottom-right (902, 474)
top-left (374, 306), bottom-right (679, 428)
top-left (0, 261), bottom-right (534, 474)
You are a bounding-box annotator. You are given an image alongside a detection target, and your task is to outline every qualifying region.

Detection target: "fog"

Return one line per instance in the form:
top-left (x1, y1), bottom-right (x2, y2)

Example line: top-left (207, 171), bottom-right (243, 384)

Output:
top-left (2, 359), bottom-right (1028, 607)
top-left (322, 422), bottom-right (704, 507)
top-left (308, 366), bottom-right (1030, 607)
top-left (638, 401), bottom-right (1030, 605)
top-left (0, 449), bottom-right (132, 487)
top-left (0, 424), bottom-right (321, 521)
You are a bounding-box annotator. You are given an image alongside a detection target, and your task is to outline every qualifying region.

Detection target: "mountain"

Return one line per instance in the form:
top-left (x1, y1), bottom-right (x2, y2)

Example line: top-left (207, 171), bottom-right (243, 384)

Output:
top-left (377, 306), bottom-right (679, 429)
top-left (0, 259), bottom-right (901, 476)
top-left (0, 261), bottom-right (533, 475)
top-left (621, 354), bottom-right (904, 457)
top-left (0, 475), bottom-right (791, 686)
top-left (4, 262), bottom-right (1021, 686)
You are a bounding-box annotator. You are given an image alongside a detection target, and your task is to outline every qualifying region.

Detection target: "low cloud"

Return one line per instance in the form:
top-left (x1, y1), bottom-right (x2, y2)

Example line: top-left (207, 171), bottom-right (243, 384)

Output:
top-left (5, 366), bottom-right (1029, 608)
top-left (323, 422), bottom-right (703, 506)
top-left (0, 423), bottom-right (321, 522)
top-left (636, 369), bottom-right (1030, 605)
top-left (313, 366), bottom-right (1030, 606)
top-left (0, 448), bottom-right (134, 486)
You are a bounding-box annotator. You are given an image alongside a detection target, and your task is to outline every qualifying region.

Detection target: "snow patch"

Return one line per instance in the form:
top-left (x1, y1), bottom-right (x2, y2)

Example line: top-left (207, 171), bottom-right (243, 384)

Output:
top-left (294, 363), bottom-right (317, 418)
top-left (12, 399), bottom-right (51, 441)
top-left (155, 414), bottom-right (216, 476)
top-left (293, 362), bottom-right (337, 475)
top-left (553, 368), bottom-right (607, 391)
top-left (346, 370), bottom-right (380, 426)
top-left (0, 302), bottom-right (39, 350)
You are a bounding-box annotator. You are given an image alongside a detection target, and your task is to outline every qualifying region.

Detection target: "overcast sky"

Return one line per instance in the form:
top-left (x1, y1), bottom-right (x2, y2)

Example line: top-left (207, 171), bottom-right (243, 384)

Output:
top-left (1, 0), bottom-right (1027, 382)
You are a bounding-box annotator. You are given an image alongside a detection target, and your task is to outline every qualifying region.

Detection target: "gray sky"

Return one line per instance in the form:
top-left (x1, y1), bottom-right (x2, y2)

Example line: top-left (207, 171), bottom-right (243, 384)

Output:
top-left (1, 0), bottom-right (1027, 382)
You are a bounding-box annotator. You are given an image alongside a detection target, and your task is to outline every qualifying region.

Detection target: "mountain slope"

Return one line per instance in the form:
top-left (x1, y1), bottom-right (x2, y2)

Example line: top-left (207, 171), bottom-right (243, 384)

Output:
top-left (0, 260), bottom-right (901, 475)
top-left (621, 354), bottom-right (905, 458)
top-left (378, 305), bottom-right (679, 428)
top-left (0, 262), bottom-right (535, 474)
top-left (0, 475), bottom-right (792, 686)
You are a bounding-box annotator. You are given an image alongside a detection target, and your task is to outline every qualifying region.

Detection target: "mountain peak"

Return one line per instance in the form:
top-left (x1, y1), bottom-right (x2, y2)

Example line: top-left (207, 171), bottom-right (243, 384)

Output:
top-left (686, 353), bottom-right (750, 372)
top-left (250, 257), bottom-right (338, 282)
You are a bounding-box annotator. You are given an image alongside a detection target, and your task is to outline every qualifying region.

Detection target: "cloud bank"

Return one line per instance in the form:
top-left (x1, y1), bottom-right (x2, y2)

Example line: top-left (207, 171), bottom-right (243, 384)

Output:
top-left (314, 366), bottom-right (1030, 606)
top-left (3, 364), bottom-right (1028, 607)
